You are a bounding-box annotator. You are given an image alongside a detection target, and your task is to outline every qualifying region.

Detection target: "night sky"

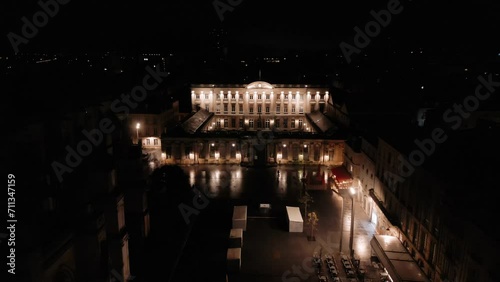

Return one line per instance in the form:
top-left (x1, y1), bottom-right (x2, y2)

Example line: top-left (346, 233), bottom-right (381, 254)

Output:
top-left (2, 0), bottom-right (500, 123)
top-left (1, 0), bottom-right (499, 56)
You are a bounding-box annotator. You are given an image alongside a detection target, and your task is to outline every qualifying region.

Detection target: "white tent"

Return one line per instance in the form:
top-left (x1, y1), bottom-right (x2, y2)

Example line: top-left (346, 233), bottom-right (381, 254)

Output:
top-left (229, 228), bottom-right (243, 248)
top-left (232, 206), bottom-right (247, 231)
top-left (227, 247), bottom-right (241, 273)
top-left (286, 206), bottom-right (303, 232)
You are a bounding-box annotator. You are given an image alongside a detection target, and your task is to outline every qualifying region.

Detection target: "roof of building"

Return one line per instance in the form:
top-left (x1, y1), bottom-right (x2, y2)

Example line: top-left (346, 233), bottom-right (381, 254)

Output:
top-left (191, 81), bottom-right (329, 89)
top-left (371, 235), bottom-right (429, 282)
top-left (246, 81), bottom-right (274, 89)
top-left (306, 110), bottom-right (337, 134)
top-left (164, 125), bottom-right (350, 140)
top-left (180, 109), bottom-right (213, 134)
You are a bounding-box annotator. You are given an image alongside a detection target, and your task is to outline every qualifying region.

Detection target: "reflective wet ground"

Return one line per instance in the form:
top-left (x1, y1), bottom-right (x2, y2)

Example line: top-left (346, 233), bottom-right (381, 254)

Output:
top-left (185, 164), bottom-right (310, 200)
top-left (184, 164), bottom-right (328, 217)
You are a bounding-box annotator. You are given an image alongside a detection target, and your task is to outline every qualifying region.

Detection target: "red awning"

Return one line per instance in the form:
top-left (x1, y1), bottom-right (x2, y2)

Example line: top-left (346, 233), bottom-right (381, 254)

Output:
top-left (330, 166), bottom-right (353, 190)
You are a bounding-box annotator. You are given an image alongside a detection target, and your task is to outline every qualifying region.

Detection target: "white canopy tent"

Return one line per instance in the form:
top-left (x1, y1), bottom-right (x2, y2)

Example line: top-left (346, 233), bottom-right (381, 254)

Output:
top-left (232, 206), bottom-right (247, 231)
top-left (286, 206), bottom-right (304, 232)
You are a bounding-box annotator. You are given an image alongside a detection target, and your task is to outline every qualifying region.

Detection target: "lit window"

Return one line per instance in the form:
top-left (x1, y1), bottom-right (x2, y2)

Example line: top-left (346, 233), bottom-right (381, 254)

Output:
top-left (265, 119), bottom-right (270, 128)
top-left (249, 119), bottom-right (254, 128)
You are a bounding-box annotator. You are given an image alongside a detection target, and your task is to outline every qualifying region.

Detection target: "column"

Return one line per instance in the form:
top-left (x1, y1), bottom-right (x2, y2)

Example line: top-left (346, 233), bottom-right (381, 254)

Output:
top-left (194, 142), bottom-right (199, 164)
top-left (304, 142), bottom-right (309, 162)
top-left (192, 91), bottom-right (196, 112)
top-left (305, 92), bottom-right (309, 113)
top-left (171, 143), bottom-right (178, 160)
top-left (205, 141), bottom-right (210, 159)
top-left (321, 142), bottom-right (325, 164)
top-left (226, 141), bottom-right (231, 160)
top-left (287, 141), bottom-right (292, 162)
top-left (180, 142), bottom-right (185, 160)
top-left (334, 142), bottom-right (344, 164)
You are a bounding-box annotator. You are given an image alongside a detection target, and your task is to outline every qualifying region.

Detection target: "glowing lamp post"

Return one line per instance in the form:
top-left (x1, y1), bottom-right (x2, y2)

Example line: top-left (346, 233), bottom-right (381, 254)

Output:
top-left (349, 187), bottom-right (356, 258)
top-left (136, 123), bottom-right (140, 143)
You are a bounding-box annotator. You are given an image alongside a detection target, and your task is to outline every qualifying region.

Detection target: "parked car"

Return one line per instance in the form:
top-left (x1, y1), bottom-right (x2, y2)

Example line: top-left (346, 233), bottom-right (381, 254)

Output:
top-left (318, 274), bottom-right (328, 282)
top-left (328, 266), bottom-right (338, 278)
top-left (346, 269), bottom-right (356, 278)
top-left (313, 257), bottom-right (322, 268)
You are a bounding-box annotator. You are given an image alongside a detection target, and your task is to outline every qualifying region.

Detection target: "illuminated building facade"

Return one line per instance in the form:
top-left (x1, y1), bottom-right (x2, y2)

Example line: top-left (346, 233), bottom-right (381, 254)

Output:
top-left (162, 81), bottom-right (346, 166)
top-left (344, 116), bottom-right (500, 282)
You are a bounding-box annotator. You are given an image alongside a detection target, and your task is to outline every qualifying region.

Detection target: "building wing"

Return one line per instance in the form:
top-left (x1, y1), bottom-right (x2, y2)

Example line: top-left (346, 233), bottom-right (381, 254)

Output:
top-left (181, 109), bottom-right (213, 134)
top-left (306, 110), bottom-right (337, 133)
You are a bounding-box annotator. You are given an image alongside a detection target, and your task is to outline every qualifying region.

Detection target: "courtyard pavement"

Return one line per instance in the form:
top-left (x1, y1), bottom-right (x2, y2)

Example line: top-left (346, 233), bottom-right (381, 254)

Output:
top-left (169, 164), bottom-right (385, 282)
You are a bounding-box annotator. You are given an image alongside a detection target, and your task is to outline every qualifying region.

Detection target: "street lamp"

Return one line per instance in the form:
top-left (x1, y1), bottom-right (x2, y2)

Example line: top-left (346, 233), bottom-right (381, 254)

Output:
top-left (136, 123), bottom-right (140, 143)
top-left (349, 187), bottom-right (356, 259)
